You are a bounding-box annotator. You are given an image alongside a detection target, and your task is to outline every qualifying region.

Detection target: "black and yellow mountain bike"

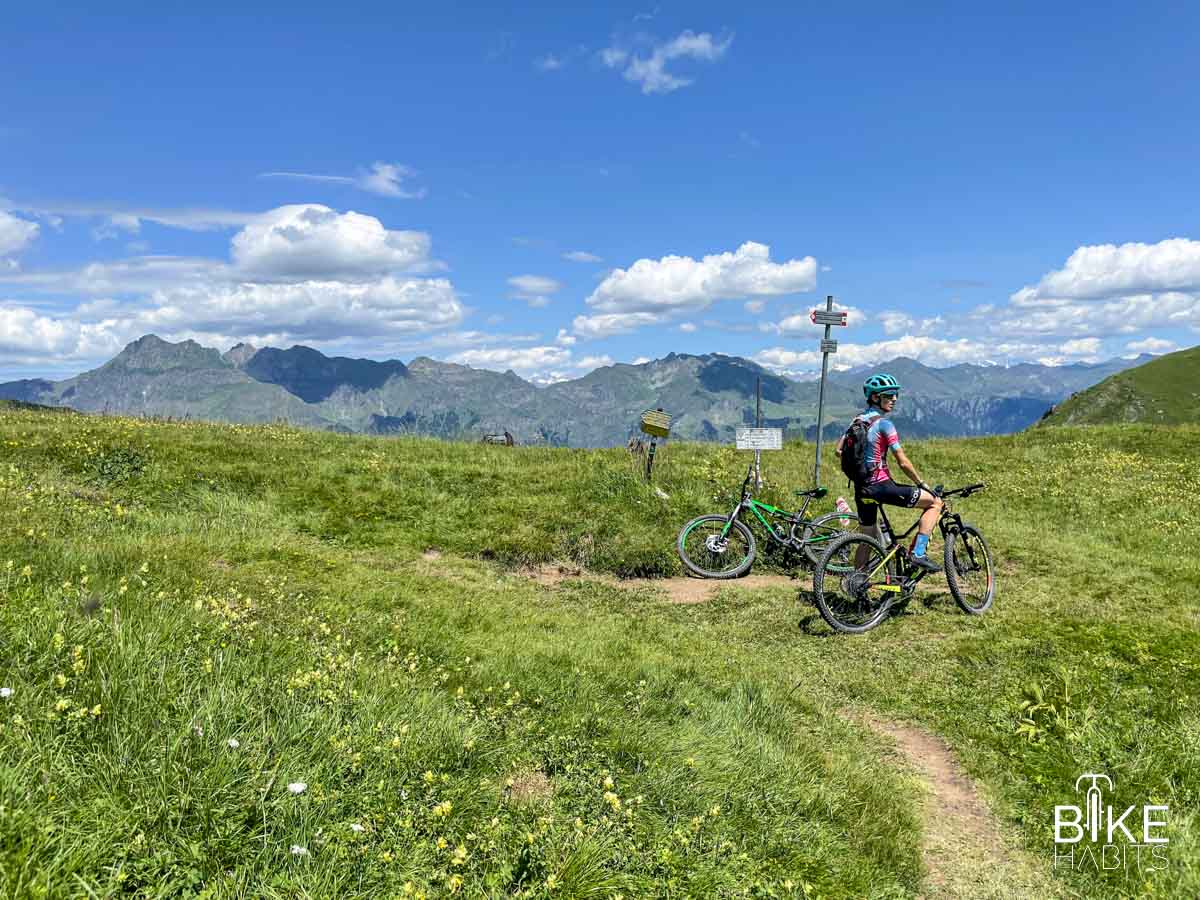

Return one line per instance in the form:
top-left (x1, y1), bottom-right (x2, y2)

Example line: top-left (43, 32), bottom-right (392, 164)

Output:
top-left (811, 482), bottom-right (994, 633)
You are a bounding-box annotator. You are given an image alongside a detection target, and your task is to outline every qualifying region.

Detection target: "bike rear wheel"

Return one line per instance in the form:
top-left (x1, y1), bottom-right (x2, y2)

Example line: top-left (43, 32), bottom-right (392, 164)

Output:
top-left (677, 515), bottom-right (756, 579)
top-left (944, 525), bottom-right (994, 614)
top-left (811, 533), bottom-right (898, 634)
top-left (800, 511), bottom-right (860, 572)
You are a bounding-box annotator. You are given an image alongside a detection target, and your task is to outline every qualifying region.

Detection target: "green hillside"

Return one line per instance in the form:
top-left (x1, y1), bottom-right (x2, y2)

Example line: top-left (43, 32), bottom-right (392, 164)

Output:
top-left (1041, 345), bottom-right (1199, 426)
top-left (0, 407), bottom-right (1196, 897)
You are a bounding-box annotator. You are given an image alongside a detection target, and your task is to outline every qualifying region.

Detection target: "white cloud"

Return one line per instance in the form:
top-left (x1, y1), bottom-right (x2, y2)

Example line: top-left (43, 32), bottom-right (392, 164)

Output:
top-left (744, 300), bottom-right (765, 314)
top-left (763, 304), bottom-right (865, 335)
top-left (562, 250), bottom-right (603, 263)
top-left (260, 162), bottom-right (426, 199)
top-left (878, 311), bottom-right (913, 335)
top-left (878, 310), bottom-right (943, 336)
top-left (585, 242), bottom-right (816, 326)
top-left (678, 321), bottom-right (697, 332)
top-left (575, 354), bottom-right (614, 371)
top-left (1125, 337), bottom-right (1177, 354)
top-left (602, 30), bottom-right (733, 94)
top-left (555, 328), bottom-right (576, 346)
top-left (753, 335), bottom-right (1056, 376)
top-left (142, 277), bottom-right (463, 342)
top-left (0, 211), bottom-right (39, 257)
top-left (0, 256), bottom-right (227, 296)
top-left (507, 274), bottom-right (562, 307)
top-left (0, 304), bottom-right (122, 362)
top-left (977, 291), bottom-right (1200, 339)
top-left (232, 205), bottom-right (432, 280)
top-left (536, 54), bottom-right (563, 71)
top-left (446, 344), bottom-right (614, 384)
top-left (1016, 238), bottom-right (1200, 303)
top-left (1058, 337), bottom-right (1102, 357)
top-left (572, 311), bottom-right (663, 338)
top-left (631, 356), bottom-right (651, 365)
top-left (11, 202), bottom-right (253, 231)
top-left (0, 202), bottom-right (472, 370)
top-left (448, 345), bottom-right (572, 373)
top-left (91, 214), bottom-right (142, 242)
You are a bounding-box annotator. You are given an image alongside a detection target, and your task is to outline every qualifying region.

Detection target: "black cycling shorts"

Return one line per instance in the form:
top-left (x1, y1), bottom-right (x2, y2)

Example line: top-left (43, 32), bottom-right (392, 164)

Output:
top-left (854, 478), bottom-right (920, 527)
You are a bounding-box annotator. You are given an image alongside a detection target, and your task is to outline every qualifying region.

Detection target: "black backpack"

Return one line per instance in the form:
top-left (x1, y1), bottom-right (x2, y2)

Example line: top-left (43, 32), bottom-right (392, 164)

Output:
top-left (838, 416), bottom-right (874, 486)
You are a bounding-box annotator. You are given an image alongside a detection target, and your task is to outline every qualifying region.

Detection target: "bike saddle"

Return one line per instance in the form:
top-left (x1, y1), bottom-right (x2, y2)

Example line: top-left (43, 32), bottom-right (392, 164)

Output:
top-left (794, 487), bottom-right (828, 499)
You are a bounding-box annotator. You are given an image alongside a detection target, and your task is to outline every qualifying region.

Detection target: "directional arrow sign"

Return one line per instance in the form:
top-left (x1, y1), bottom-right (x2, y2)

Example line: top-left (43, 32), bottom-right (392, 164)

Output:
top-left (810, 309), bottom-right (848, 326)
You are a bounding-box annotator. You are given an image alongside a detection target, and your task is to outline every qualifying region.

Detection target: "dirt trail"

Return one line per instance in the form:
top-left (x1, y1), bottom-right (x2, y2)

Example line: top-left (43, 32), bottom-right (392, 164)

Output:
top-left (518, 562), bottom-right (800, 604)
top-left (856, 713), bottom-right (1059, 899)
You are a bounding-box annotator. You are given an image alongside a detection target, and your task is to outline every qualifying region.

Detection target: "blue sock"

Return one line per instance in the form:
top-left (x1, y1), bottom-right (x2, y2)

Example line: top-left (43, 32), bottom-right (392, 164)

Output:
top-left (913, 534), bottom-right (930, 557)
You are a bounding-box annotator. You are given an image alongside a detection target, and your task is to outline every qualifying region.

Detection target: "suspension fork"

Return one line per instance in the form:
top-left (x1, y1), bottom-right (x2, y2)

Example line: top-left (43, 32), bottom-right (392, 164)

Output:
top-left (720, 500), bottom-right (747, 537)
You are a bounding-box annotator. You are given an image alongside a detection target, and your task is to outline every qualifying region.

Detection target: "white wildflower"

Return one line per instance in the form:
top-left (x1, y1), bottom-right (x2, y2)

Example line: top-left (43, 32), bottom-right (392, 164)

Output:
top-left (0, 687), bottom-right (11, 699)
top-left (350, 823), bottom-right (365, 833)
top-left (287, 782), bottom-right (307, 794)
top-left (290, 844), bottom-right (308, 856)
top-left (227, 738), bottom-right (240, 749)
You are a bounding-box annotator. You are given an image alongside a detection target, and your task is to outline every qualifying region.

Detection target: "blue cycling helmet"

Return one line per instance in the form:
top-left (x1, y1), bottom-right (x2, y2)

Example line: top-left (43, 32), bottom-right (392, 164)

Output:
top-left (863, 372), bottom-right (901, 400)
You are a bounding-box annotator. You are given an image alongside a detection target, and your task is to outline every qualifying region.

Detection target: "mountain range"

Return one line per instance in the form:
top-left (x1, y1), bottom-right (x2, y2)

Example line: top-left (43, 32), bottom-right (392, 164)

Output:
top-left (0, 335), bottom-right (1152, 447)
top-left (1039, 344), bottom-right (1197, 427)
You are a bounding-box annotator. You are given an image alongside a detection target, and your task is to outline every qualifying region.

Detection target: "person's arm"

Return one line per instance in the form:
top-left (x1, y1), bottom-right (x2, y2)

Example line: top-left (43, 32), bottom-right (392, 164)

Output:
top-left (834, 434), bottom-right (846, 456)
top-left (892, 447), bottom-right (933, 493)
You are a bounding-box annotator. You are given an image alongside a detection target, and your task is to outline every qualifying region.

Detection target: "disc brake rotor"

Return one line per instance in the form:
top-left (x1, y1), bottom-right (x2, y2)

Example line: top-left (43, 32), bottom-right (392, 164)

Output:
top-left (704, 534), bottom-right (729, 554)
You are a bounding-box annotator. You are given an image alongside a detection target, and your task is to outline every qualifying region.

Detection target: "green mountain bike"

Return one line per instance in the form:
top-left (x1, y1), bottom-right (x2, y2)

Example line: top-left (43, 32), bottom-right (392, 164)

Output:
top-left (677, 466), bottom-right (860, 579)
top-left (811, 482), bottom-right (994, 633)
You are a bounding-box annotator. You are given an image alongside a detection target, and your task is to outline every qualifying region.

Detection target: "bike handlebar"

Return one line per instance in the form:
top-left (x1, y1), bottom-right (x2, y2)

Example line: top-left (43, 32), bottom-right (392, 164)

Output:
top-left (936, 482), bottom-right (986, 498)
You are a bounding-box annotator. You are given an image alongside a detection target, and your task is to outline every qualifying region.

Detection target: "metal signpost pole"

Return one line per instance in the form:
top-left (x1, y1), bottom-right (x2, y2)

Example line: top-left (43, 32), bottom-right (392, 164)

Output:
top-left (809, 296), bottom-right (847, 488)
top-left (754, 377), bottom-right (763, 489)
top-left (813, 295), bottom-right (832, 487)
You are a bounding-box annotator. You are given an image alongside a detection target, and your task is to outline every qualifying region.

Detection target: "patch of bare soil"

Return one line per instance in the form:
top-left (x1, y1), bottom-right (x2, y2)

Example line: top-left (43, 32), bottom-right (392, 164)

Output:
top-left (506, 769), bottom-right (553, 805)
top-left (520, 563), bottom-right (799, 604)
top-left (856, 713), bottom-right (1059, 899)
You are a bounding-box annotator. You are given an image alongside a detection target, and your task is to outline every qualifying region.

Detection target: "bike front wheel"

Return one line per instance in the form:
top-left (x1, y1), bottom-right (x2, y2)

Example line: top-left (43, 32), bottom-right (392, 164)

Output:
top-left (944, 525), bottom-right (995, 614)
top-left (677, 515), bottom-right (756, 579)
top-left (800, 511), bottom-right (860, 572)
top-left (811, 533), bottom-right (898, 634)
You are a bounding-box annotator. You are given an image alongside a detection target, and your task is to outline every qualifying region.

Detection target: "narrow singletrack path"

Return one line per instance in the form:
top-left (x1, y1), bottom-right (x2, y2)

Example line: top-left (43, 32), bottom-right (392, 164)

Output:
top-left (517, 561), bottom-right (800, 604)
top-left (855, 712), bottom-right (1060, 899)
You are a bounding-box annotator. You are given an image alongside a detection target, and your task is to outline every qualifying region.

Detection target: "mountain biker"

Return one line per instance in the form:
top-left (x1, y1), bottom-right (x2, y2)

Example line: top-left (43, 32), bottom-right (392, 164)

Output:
top-left (836, 373), bottom-right (944, 573)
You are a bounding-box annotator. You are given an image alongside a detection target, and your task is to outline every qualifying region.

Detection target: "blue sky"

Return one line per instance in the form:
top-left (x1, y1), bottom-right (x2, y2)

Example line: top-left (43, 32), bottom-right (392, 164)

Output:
top-left (2, 2), bottom-right (1198, 382)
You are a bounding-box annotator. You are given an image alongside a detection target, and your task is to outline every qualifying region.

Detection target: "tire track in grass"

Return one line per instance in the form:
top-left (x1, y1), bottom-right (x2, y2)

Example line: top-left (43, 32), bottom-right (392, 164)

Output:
top-left (515, 561), bottom-right (800, 604)
top-left (854, 712), bottom-right (1062, 899)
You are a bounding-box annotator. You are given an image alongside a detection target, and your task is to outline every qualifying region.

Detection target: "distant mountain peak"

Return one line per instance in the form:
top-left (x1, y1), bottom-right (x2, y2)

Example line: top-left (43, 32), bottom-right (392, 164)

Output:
top-left (242, 344), bottom-right (407, 403)
top-left (223, 342), bottom-right (258, 368)
top-left (110, 334), bottom-right (226, 372)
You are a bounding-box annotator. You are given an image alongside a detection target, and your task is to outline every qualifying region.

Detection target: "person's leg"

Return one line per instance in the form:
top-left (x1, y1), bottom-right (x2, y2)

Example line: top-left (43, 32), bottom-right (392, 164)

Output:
top-left (853, 487), bottom-right (879, 567)
top-left (910, 488), bottom-right (943, 563)
top-left (914, 488), bottom-right (943, 537)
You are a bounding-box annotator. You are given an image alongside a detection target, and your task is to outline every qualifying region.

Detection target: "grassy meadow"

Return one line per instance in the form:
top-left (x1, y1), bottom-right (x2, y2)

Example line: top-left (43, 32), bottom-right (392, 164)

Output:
top-left (0, 405), bottom-right (1196, 898)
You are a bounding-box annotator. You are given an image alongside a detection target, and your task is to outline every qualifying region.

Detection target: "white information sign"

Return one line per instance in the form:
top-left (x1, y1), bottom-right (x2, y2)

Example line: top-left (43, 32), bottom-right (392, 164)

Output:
top-left (735, 427), bottom-right (783, 451)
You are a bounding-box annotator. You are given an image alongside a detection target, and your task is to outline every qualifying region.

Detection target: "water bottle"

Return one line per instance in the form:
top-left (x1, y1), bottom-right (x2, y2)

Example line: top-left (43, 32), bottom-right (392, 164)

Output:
top-left (835, 496), bottom-right (852, 517)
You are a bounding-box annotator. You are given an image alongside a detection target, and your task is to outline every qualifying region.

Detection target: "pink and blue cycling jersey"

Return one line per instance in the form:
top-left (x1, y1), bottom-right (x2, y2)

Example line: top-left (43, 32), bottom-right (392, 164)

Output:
top-left (858, 409), bottom-right (901, 484)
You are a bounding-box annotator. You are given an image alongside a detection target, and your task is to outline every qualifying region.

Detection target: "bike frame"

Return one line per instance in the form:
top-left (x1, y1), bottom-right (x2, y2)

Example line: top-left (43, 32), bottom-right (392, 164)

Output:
top-left (861, 485), bottom-right (980, 589)
top-left (720, 473), bottom-right (824, 547)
